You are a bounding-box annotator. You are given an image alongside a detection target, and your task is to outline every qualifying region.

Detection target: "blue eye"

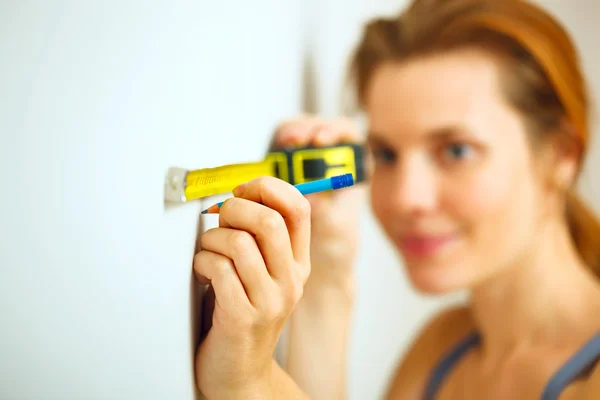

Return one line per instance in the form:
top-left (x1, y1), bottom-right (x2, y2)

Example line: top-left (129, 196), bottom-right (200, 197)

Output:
top-left (443, 143), bottom-right (473, 161)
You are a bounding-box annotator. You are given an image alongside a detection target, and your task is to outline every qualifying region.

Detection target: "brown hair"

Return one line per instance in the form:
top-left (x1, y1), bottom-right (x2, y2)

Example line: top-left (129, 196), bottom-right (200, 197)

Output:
top-left (348, 0), bottom-right (600, 276)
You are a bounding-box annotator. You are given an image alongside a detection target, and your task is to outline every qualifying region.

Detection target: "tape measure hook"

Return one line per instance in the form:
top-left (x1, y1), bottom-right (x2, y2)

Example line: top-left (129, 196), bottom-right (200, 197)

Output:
top-left (164, 167), bottom-right (188, 203)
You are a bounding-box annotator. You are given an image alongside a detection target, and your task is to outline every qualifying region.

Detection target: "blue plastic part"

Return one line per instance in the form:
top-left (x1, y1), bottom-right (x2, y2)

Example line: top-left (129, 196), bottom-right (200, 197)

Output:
top-left (330, 173), bottom-right (354, 190)
top-left (202, 173), bottom-right (355, 213)
top-left (295, 173), bottom-right (354, 195)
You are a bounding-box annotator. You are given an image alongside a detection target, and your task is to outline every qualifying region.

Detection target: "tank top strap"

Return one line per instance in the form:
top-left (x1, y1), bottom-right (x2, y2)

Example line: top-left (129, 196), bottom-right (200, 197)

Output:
top-left (423, 331), bottom-right (481, 400)
top-left (541, 332), bottom-right (600, 400)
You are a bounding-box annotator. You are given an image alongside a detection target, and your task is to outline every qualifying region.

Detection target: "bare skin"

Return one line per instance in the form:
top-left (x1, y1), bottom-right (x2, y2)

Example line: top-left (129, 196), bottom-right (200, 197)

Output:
top-left (192, 48), bottom-right (600, 399)
top-left (366, 50), bottom-right (600, 400)
top-left (270, 48), bottom-right (600, 399)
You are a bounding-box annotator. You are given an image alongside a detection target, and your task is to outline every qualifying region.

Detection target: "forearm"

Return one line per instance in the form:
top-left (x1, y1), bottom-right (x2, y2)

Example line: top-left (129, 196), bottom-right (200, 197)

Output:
top-left (271, 359), bottom-right (312, 400)
top-left (206, 360), bottom-right (311, 400)
top-left (285, 282), bottom-right (355, 400)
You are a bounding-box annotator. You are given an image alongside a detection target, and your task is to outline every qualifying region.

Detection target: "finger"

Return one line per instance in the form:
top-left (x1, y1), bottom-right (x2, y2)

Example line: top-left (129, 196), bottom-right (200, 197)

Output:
top-left (218, 195), bottom-right (300, 280)
top-left (200, 227), bottom-right (272, 308)
top-left (273, 116), bottom-right (323, 149)
top-left (230, 176), bottom-right (311, 268)
top-left (193, 250), bottom-right (250, 312)
top-left (312, 118), bottom-right (363, 146)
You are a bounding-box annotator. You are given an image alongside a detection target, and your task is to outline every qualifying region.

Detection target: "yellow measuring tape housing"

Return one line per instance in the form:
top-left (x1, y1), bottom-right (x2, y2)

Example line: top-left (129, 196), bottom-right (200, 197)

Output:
top-left (164, 143), bottom-right (366, 203)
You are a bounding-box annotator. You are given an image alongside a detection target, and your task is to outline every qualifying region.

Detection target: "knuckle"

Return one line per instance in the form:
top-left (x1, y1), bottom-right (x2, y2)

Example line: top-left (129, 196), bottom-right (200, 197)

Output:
top-left (213, 256), bottom-right (233, 279)
top-left (220, 197), bottom-right (239, 213)
top-left (300, 262), bottom-right (311, 284)
top-left (255, 176), bottom-right (276, 194)
top-left (255, 176), bottom-right (269, 188)
top-left (248, 176), bottom-right (270, 194)
top-left (199, 228), bottom-right (217, 248)
top-left (262, 300), bottom-right (285, 323)
top-left (294, 196), bottom-right (311, 219)
top-left (192, 251), bottom-right (205, 274)
top-left (229, 230), bottom-right (253, 257)
top-left (286, 197), bottom-right (311, 227)
top-left (259, 210), bottom-right (284, 233)
top-left (288, 277), bottom-right (305, 304)
top-left (276, 119), bottom-right (297, 133)
top-left (336, 118), bottom-right (360, 138)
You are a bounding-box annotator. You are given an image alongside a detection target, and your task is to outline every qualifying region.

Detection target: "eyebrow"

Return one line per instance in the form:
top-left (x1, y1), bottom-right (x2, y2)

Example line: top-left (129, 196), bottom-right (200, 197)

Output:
top-left (365, 133), bottom-right (391, 147)
top-left (367, 125), bottom-right (472, 145)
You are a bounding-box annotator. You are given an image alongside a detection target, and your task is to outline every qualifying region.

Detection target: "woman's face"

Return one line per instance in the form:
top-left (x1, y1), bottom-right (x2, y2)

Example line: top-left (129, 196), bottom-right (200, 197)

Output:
top-left (365, 49), bottom-right (549, 294)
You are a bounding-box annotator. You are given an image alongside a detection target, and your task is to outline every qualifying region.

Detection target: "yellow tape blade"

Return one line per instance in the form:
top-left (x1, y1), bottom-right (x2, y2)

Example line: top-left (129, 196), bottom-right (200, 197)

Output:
top-left (177, 160), bottom-right (276, 202)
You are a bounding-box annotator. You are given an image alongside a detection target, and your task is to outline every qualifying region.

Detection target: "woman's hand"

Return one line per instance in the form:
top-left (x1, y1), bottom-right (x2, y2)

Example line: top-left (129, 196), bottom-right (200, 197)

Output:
top-left (271, 115), bottom-right (366, 296)
top-left (193, 176), bottom-right (311, 399)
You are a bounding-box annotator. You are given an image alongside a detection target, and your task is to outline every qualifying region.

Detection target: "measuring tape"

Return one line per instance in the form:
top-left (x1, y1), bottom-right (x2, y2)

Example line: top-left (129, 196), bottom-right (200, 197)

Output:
top-left (164, 143), bottom-right (366, 203)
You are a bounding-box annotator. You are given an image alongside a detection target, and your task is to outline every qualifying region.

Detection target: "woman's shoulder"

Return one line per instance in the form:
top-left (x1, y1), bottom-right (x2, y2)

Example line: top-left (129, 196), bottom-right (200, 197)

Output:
top-left (583, 363), bottom-right (600, 395)
top-left (578, 347), bottom-right (600, 399)
top-left (382, 304), bottom-right (476, 400)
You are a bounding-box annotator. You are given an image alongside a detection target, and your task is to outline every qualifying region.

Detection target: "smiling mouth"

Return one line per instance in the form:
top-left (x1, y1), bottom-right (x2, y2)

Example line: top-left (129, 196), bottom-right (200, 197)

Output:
top-left (396, 234), bottom-right (458, 257)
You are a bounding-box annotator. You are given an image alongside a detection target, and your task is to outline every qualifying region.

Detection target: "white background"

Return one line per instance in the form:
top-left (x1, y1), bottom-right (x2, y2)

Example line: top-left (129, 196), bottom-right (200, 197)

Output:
top-left (1, 1), bottom-right (598, 399)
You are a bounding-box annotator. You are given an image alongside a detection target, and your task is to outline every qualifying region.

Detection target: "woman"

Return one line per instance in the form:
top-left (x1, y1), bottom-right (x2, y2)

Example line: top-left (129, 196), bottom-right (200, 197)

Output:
top-left (193, 0), bottom-right (600, 398)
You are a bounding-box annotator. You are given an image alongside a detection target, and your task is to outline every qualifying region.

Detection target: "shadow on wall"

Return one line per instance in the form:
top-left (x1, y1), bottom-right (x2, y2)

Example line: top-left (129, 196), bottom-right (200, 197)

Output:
top-left (190, 213), bottom-right (210, 399)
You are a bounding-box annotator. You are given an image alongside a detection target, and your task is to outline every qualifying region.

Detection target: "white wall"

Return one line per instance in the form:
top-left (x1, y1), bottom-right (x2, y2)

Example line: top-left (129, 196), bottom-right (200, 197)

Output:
top-left (1, 1), bottom-right (598, 400)
top-left (1, 1), bottom-right (305, 399)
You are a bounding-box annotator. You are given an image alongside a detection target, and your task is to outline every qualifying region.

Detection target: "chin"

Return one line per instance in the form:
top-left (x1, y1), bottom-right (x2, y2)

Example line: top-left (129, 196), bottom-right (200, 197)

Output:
top-left (401, 256), bottom-right (472, 295)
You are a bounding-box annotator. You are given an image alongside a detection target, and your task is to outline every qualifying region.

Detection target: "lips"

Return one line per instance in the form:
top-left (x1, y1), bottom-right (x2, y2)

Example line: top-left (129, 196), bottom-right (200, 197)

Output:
top-left (396, 233), bottom-right (457, 257)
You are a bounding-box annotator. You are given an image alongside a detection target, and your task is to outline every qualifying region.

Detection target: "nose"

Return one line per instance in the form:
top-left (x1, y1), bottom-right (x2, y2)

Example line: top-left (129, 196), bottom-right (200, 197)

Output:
top-left (391, 154), bottom-right (439, 215)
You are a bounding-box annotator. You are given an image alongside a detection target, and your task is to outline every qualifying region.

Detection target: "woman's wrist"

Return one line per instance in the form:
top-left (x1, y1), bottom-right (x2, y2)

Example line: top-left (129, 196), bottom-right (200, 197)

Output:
top-left (205, 362), bottom-right (275, 400)
top-left (210, 359), bottom-right (311, 400)
top-left (301, 274), bottom-right (356, 310)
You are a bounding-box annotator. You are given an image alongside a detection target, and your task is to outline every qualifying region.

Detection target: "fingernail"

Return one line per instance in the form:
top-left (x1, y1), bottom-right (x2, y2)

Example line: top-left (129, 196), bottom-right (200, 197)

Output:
top-left (232, 183), bottom-right (247, 197)
top-left (278, 127), bottom-right (295, 138)
top-left (314, 128), bottom-right (331, 144)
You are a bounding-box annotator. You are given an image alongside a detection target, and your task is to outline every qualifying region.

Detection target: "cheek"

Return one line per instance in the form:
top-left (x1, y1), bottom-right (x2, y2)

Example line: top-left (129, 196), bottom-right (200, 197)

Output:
top-left (446, 163), bottom-right (539, 261)
top-left (449, 175), bottom-right (513, 222)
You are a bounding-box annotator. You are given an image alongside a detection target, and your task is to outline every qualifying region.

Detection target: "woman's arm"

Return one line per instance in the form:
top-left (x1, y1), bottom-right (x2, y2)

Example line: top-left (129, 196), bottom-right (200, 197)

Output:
top-left (270, 359), bottom-right (313, 400)
top-left (285, 282), bottom-right (355, 400)
top-left (193, 176), bottom-right (315, 399)
top-left (267, 115), bottom-right (364, 399)
top-left (211, 359), bottom-right (311, 400)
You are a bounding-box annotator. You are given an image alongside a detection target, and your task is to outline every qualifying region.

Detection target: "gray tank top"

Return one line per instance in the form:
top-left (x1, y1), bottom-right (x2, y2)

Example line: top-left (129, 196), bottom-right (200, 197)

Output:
top-left (423, 331), bottom-right (600, 400)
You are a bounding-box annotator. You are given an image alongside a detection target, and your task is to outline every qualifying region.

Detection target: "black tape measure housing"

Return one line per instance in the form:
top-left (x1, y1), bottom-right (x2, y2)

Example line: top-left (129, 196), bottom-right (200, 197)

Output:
top-left (267, 143), bottom-right (366, 186)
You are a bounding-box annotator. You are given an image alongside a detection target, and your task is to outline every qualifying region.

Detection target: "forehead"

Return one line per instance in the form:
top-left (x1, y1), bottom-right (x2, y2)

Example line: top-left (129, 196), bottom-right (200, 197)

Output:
top-left (364, 49), bottom-right (516, 138)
